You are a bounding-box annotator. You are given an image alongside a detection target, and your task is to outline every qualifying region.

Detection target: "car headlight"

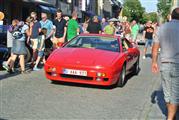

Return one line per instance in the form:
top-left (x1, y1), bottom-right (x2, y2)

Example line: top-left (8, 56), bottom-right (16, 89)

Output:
top-left (48, 67), bottom-right (56, 72)
top-left (97, 72), bottom-right (106, 77)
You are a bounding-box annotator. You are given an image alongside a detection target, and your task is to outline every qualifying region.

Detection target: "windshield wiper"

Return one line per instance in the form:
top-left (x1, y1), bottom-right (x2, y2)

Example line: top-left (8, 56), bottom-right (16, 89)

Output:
top-left (67, 44), bottom-right (80, 48)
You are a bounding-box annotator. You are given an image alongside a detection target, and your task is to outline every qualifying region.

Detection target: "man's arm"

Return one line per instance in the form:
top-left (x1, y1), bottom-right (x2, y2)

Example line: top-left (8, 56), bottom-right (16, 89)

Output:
top-left (86, 25), bottom-right (90, 33)
top-left (75, 22), bottom-right (80, 35)
top-left (25, 24), bottom-right (32, 44)
top-left (152, 42), bottom-right (160, 73)
top-left (63, 26), bottom-right (67, 39)
top-left (77, 28), bottom-right (80, 35)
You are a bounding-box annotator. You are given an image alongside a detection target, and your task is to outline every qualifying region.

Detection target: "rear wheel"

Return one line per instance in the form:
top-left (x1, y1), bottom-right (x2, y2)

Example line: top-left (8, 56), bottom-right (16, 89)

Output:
top-left (117, 65), bottom-right (126, 87)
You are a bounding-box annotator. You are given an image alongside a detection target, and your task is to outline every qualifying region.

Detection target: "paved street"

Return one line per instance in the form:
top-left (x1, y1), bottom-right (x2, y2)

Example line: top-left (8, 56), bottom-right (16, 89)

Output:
top-left (0, 47), bottom-right (178, 120)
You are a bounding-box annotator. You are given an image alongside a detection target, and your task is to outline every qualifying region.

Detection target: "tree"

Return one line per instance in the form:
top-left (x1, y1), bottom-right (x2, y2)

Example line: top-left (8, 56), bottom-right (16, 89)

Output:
top-left (142, 12), bottom-right (158, 23)
top-left (122, 0), bottom-right (145, 22)
top-left (157, 0), bottom-right (172, 21)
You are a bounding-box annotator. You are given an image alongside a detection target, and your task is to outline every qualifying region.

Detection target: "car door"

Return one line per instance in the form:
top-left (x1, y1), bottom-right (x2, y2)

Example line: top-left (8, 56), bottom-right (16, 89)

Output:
top-left (121, 39), bottom-right (134, 71)
top-left (125, 39), bottom-right (139, 66)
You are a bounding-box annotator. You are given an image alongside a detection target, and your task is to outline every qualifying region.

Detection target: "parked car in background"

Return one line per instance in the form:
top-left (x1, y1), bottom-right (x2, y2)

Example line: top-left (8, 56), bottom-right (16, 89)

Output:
top-left (44, 34), bottom-right (140, 87)
top-left (0, 44), bottom-right (8, 69)
top-left (0, 25), bottom-right (9, 69)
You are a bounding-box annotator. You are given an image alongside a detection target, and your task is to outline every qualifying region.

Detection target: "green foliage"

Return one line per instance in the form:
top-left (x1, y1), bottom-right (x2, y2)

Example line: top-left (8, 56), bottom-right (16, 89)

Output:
top-left (157, 0), bottom-right (172, 21)
top-left (142, 12), bottom-right (158, 23)
top-left (122, 0), bottom-right (145, 22)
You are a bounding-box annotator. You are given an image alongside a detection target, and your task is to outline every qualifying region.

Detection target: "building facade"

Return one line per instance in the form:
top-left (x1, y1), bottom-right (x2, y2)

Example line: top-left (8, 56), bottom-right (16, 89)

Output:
top-left (0, 0), bottom-right (122, 25)
top-left (0, 0), bottom-right (57, 24)
top-left (172, 0), bottom-right (179, 10)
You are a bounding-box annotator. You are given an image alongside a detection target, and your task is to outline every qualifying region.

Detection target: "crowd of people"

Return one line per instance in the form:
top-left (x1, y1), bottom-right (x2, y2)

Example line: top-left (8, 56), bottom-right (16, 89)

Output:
top-left (2, 8), bottom-right (158, 74)
top-left (1, 5), bottom-right (179, 119)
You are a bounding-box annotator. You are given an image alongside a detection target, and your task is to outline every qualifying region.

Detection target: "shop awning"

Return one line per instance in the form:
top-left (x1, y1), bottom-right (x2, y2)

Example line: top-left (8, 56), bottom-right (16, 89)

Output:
top-left (23, 0), bottom-right (51, 5)
top-left (39, 5), bottom-right (57, 14)
top-left (23, 0), bottom-right (56, 13)
top-left (83, 11), bottom-right (95, 17)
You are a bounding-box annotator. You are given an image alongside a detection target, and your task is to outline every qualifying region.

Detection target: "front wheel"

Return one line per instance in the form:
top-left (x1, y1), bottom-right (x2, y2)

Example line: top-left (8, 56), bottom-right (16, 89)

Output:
top-left (117, 65), bottom-right (126, 87)
top-left (133, 57), bottom-right (140, 75)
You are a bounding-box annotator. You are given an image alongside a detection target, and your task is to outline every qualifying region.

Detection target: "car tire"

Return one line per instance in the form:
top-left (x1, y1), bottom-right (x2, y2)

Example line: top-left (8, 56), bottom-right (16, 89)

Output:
top-left (133, 57), bottom-right (140, 75)
top-left (117, 65), bottom-right (126, 87)
top-left (25, 47), bottom-right (31, 63)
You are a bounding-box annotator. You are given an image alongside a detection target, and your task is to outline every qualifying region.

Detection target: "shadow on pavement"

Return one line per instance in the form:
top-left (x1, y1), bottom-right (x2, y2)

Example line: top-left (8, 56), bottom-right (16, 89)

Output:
top-left (0, 118), bottom-right (8, 120)
top-left (0, 66), bottom-right (32, 81)
top-left (123, 67), bottom-right (141, 86)
top-left (50, 80), bottom-right (117, 90)
top-left (151, 87), bottom-right (179, 119)
top-left (0, 71), bottom-right (20, 80)
top-left (151, 87), bottom-right (167, 117)
top-left (146, 53), bottom-right (152, 58)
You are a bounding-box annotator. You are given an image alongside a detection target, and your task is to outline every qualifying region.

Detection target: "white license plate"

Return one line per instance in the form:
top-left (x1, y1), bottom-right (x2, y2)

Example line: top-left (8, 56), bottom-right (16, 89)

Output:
top-left (63, 69), bottom-right (87, 76)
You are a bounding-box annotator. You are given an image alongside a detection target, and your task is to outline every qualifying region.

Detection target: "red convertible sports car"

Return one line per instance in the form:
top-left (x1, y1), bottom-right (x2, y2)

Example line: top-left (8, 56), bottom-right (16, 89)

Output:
top-left (44, 34), bottom-right (140, 87)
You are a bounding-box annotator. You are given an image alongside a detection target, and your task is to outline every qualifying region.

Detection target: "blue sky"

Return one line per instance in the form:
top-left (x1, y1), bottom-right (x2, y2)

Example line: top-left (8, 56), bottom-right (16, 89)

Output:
top-left (139, 0), bottom-right (158, 13)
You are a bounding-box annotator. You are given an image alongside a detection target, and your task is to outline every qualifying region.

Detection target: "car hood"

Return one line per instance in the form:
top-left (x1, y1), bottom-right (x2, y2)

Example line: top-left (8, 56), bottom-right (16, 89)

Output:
top-left (47, 48), bottom-right (120, 67)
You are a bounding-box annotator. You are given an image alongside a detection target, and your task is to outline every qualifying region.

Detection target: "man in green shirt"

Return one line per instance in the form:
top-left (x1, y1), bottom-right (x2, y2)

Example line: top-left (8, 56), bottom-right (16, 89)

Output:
top-left (67, 12), bottom-right (79, 41)
top-left (104, 21), bottom-right (115, 35)
top-left (131, 20), bottom-right (139, 42)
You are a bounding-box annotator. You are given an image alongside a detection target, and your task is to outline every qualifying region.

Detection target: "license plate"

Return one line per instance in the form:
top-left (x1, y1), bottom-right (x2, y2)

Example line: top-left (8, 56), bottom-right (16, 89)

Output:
top-left (63, 69), bottom-right (87, 76)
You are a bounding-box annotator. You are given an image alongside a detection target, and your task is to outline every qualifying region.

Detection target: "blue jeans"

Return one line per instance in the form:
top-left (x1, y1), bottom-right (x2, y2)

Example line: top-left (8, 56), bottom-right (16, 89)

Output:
top-left (145, 39), bottom-right (153, 48)
top-left (38, 51), bottom-right (44, 57)
top-left (160, 63), bottom-right (179, 105)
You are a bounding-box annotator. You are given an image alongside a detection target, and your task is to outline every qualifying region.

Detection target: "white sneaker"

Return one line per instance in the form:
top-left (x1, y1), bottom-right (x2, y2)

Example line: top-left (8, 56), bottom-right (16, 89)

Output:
top-left (33, 66), bottom-right (40, 71)
top-left (143, 56), bottom-right (146, 59)
top-left (2, 62), bottom-right (9, 71)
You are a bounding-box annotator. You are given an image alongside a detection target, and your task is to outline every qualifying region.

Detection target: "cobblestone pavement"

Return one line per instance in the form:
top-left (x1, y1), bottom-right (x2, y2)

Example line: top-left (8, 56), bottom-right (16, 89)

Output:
top-left (0, 47), bottom-right (178, 120)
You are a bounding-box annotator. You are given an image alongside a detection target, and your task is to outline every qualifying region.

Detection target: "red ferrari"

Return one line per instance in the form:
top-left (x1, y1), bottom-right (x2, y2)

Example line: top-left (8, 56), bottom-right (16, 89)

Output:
top-left (44, 34), bottom-right (140, 87)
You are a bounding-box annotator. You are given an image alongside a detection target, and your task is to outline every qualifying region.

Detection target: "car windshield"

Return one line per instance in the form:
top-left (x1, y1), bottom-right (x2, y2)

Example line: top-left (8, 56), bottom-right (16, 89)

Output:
top-left (64, 36), bottom-right (120, 52)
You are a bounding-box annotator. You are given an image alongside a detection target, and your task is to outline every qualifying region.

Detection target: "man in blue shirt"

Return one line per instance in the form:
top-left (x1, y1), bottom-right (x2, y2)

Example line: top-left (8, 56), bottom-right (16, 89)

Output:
top-left (40, 12), bottom-right (54, 48)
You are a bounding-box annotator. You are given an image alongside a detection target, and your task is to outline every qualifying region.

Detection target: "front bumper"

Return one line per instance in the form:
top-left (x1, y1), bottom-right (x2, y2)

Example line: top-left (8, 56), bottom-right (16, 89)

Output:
top-left (44, 63), bottom-right (119, 86)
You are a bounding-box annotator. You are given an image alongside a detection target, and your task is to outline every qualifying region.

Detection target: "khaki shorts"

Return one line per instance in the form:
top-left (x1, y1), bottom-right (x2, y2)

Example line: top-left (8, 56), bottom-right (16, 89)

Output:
top-left (31, 38), bottom-right (38, 50)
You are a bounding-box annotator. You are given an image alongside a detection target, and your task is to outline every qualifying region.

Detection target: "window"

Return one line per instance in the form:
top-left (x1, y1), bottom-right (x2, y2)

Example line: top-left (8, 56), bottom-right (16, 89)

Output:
top-left (65, 36), bottom-right (120, 52)
top-left (122, 38), bottom-right (132, 51)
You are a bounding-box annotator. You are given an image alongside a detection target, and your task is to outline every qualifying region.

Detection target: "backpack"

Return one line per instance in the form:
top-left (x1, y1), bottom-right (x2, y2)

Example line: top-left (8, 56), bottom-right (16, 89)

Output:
top-left (11, 26), bottom-right (23, 39)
